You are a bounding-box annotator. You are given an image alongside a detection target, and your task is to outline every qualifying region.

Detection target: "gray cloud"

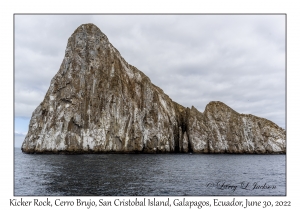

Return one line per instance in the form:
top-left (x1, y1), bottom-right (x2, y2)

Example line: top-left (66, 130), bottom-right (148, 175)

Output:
top-left (15, 14), bottom-right (285, 134)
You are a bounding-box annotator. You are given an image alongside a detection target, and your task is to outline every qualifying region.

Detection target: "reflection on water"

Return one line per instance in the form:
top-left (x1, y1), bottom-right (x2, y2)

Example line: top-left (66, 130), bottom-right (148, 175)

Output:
top-left (14, 148), bottom-right (285, 196)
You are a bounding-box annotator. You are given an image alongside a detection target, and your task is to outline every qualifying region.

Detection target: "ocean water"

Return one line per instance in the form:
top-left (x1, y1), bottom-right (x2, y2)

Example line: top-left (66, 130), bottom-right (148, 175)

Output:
top-left (14, 148), bottom-right (286, 196)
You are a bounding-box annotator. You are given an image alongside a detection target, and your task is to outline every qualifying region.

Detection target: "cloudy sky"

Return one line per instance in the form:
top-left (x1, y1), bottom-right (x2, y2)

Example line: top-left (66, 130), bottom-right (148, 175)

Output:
top-left (14, 14), bottom-right (285, 147)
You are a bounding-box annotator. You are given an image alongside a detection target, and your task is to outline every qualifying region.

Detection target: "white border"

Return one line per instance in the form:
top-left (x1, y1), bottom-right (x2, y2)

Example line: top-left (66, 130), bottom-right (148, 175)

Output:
top-left (2, 0), bottom-right (299, 209)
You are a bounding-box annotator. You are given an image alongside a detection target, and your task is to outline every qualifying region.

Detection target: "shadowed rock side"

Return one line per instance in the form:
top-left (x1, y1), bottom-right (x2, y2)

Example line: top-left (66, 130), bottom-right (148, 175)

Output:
top-left (21, 23), bottom-right (286, 154)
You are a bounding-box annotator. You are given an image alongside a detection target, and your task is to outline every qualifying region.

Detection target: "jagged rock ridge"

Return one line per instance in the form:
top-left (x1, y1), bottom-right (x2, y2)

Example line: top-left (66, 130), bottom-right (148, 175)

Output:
top-left (21, 23), bottom-right (286, 154)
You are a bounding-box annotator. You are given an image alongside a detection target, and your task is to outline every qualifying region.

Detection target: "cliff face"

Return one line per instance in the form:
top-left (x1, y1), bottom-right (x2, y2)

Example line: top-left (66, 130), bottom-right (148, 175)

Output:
top-left (187, 102), bottom-right (286, 153)
top-left (21, 23), bottom-right (286, 154)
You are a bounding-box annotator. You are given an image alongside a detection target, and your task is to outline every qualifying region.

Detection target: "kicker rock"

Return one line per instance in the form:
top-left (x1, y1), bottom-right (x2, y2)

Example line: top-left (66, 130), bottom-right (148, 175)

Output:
top-left (21, 23), bottom-right (286, 154)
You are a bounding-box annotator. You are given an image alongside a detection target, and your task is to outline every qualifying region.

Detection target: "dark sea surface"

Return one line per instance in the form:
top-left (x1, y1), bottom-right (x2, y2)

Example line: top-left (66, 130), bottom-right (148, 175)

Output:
top-left (14, 148), bottom-right (286, 196)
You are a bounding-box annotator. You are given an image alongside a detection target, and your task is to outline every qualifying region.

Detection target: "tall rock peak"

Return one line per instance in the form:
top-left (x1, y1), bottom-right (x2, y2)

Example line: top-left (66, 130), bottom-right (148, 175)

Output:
top-left (21, 24), bottom-right (286, 154)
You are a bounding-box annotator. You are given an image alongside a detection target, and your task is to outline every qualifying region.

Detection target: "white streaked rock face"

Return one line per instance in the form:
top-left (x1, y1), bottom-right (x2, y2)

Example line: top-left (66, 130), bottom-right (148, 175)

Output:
top-left (187, 102), bottom-right (286, 154)
top-left (21, 24), bottom-right (286, 154)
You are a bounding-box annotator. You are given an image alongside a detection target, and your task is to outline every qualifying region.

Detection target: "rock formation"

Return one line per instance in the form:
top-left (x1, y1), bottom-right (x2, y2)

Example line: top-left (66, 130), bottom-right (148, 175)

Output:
top-left (21, 23), bottom-right (286, 154)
